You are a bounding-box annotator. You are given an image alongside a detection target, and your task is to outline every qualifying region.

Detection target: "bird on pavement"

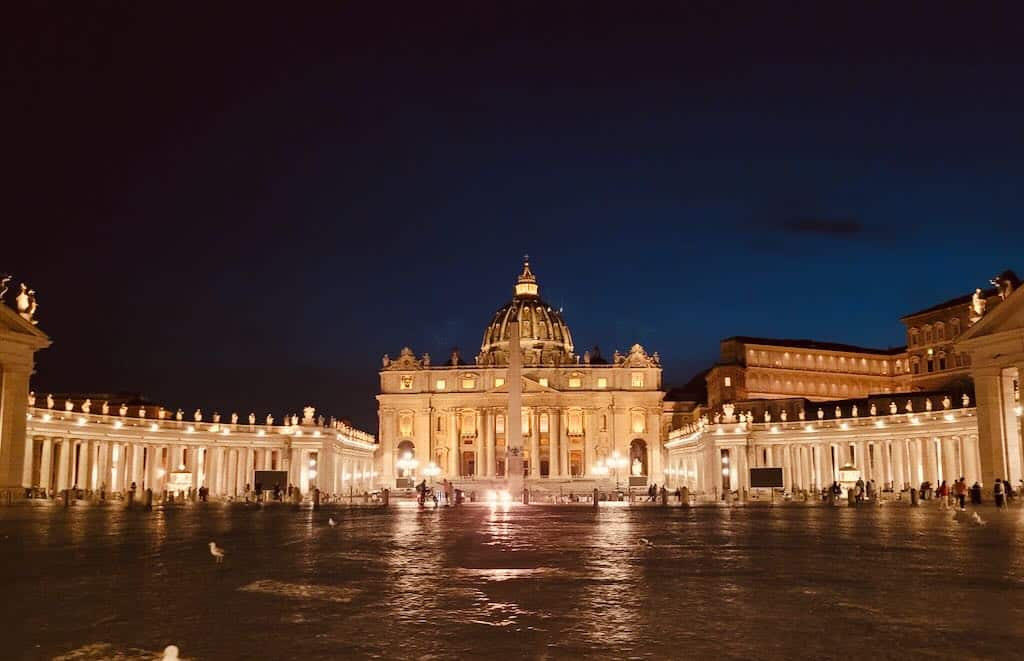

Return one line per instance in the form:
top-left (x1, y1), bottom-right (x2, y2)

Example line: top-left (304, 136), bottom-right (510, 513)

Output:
top-left (208, 541), bottom-right (225, 563)
top-left (328, 517), bottom-right (337, 526)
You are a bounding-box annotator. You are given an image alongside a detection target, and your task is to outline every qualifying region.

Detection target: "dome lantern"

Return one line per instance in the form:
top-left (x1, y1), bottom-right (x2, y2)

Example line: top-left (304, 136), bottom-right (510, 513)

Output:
top-left (477, 259), bottom-right (575, 366)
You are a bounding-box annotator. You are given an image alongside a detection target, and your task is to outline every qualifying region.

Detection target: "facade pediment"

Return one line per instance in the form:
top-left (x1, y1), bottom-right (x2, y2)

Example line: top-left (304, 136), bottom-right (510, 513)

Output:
top-left (0, 303), bottom-right (51, 350)
top-left (957, 284), bottom-right (1024, 347)
top-left (487, 377), bottom-right (558, 394)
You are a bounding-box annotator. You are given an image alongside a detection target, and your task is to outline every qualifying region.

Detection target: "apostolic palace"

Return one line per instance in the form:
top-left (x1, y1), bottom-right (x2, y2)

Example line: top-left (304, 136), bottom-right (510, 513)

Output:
top-left (0, 262), bottom-right (1021, 503)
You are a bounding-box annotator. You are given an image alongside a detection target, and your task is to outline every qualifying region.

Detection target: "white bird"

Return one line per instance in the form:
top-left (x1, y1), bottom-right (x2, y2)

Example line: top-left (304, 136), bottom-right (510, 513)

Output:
top-left (162, 645), bottom-right (180, 661)
top-left (328, 517), bottom-right (337, 526)
top-left (971, 512), bottom-right (986, 526)
top-left (638, 537), bottom-right (654, 547)
top-left (208, 541), bottom-right (225, 563)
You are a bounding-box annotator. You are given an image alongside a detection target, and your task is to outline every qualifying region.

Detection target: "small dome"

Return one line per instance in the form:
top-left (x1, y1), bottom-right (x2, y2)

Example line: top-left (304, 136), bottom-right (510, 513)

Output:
top-left (477, 260), bottom-right (575, 366)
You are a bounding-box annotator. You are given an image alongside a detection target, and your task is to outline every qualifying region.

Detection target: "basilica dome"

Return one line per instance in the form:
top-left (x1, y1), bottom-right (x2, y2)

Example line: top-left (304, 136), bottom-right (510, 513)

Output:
top-left (477, 261), bottom-right (575, 366)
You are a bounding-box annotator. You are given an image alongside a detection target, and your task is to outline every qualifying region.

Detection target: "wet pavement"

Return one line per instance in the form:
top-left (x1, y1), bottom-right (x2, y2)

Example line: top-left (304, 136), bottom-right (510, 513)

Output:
top-left (3, 499), bottom-right (1024, 659)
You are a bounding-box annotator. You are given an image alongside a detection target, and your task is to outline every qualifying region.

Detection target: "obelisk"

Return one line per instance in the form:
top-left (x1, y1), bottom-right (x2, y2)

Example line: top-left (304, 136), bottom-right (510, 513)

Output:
top-left (505, 307), bottom-right (525, 498)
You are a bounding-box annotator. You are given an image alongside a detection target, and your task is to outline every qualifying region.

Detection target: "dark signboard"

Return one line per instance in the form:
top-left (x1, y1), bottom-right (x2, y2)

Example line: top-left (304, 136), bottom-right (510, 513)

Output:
top-left (253, 470), bottom-right (288, 493)
top-left (749, 467), bottom-right (784, 488)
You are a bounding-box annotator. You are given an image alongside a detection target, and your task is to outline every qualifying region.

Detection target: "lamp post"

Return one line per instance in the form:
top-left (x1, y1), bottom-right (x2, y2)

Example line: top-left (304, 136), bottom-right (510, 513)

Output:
top-left (396, 452), bottom-right (419, 484)
top-left (607, 450), bottom-right (628, 491)
top-left (423, 461), bottom-right (441, 482)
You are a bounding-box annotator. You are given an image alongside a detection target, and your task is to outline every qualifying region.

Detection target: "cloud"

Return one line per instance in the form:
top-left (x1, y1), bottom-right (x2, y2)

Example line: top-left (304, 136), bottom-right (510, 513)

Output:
top-left (781, 217), bottom-right (866, 237)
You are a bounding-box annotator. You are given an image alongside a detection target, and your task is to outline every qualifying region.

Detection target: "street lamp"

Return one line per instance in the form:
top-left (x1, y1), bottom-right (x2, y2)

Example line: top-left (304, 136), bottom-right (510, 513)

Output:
top-left (423, 462), bottom-right (441, 480)
top-left (396, 452), bottom-right (419, 479)
top-left (606, 450), bottom-right (628, 491)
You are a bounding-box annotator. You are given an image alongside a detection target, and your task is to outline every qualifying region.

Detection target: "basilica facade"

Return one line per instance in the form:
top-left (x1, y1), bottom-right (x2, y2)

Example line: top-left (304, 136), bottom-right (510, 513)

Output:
top-left (377, 261), bottom-right (665, 489)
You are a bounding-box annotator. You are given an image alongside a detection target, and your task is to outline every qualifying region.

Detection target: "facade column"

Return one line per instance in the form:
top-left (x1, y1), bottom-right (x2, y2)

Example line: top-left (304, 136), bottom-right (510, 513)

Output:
top-left (974, 369), bottom-right (1009, 484)
top-left (475, 410), bottom-right (483, 477)
top-left (550, 409), bottom-right (561, 478)
top-left (484, 409), bottom-right (494, 478)
top-left (0, 366), bottom-right (34, 494)
top-left (449, 410), bottom-right (459, 477)
top-left (22, 435), bottom-right (34, 488)
top-left (530, 409), bottom-right (540, 478)
top-left (962, 435), bottom-right (980, 485)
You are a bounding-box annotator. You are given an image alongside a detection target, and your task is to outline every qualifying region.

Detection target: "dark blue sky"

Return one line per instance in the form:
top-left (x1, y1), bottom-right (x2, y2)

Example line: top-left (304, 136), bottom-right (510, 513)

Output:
top-left (5, 2), bottom-right (1023, 429)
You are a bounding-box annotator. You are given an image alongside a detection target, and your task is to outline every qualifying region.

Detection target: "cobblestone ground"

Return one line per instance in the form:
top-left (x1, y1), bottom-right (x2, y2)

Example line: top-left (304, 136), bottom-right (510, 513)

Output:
top-left (2, 499), bottom-right (1024, 660)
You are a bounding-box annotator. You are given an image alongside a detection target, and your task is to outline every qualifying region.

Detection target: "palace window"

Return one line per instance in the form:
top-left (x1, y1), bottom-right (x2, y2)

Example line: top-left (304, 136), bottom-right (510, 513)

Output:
top-left (724, 376), bottom-right (732, 387)
top-left (495, 377), bottom-right (505, 388)
top-left (597, 377), bottom-right (608, 389)
top-left (938, 352), bottom-right (947, 371)
top-left (539, 377), bottom-right (549, 387)
top-left (935, 323), bottom-right (945, 342)
top-left (435, 379), bottom-right (446, 390)
top-left (539, 413), bottom-right (549, 433)
top-left (399, 411), bottom-right (413, 437)
top-left (631, 373), bottom-right (644, 388)
top-left (923, 326), bottom-right (932, 345)
top-left (911, 357), bottom-right (920, 374)
top-left (495, 414), bottom-right (505, 435)
top-left (908, 328), bottom-right (919, 347)
top-left (568, 375), bottom-right (582, 388)
top-left (951, 318), bottom-right (961, 338)
top-left (461, 374), bottom-right (476, 389)
top-left (400, 375), bottom-right (413, 390)
top-left (631, 410), bottom-right (646, 434)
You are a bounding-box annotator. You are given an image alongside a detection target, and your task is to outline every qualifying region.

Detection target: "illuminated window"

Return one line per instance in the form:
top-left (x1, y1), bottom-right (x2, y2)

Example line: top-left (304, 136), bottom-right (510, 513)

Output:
top-left (435, 379), bottom-right (446, 390)
top-left (400, 375), bottom-right (413, 390)
top-left (631, 410), bottom-right (646, 434)
top-left (540, 413), bottom-right (549, 433)
top-left (631, 373), bottom-right (644, 388)
top-left (461, 411), bottom-right (476, 435)
top-left (494, 377), bottom-right (505, 388)
top-left (568, 375), bottom-right (582, 388)
top-left (461, 374), bottom-right (476, 389)
top-left (495, 415), bottom-right (505, 434)
top-left (568, 410), bottom-right (583, 435)
top-left (538, 377), bottom-right (549, 387)
top-left (597, 377), bottom-right (607, 389)
top-left (399, 411), bottom-right (413, 437)
top-left (724, 376), bottom-right (732, 387)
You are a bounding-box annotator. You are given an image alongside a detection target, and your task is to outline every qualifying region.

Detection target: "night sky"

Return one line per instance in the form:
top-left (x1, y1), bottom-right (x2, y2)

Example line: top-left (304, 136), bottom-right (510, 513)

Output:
top-left (5, 3), bottom-right (1023, 430)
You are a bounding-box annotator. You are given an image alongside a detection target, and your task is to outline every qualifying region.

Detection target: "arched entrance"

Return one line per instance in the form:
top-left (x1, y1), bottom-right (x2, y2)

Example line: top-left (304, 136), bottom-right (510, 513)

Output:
top-left (395, 440), bottom-right (417, 487)
top-left (629, 439), bottom-right (648, 477)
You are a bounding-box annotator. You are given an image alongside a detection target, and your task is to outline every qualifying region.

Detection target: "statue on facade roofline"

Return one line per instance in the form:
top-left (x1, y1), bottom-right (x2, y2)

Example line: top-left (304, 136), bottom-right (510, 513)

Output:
top-left (870, 403), bottom-right (877, 416)
top-left (119, 404), bottom-right (127, 416)
top-left (46, 393), bottom-right (54, 409)
top-left (970, 288), bottom-right (986, 323)
top-left (83, 399), bottom-right (91, 414)
top-left (764, 410), bottom-right (771, 423)
top-left (291, 414), bottom-right (299, 426)
top-left (231, 412), bottom-right (238, 424)
top-left (798, 409), bottom-right (805, 421)
top-left (889, 401), bottom-right (897, 415)
top-left (991, 272), bottom-right (1015, 301)
top-left (102, 401), bottom-right (110, 415)
top-left (212, 412), bottom-right (221, 423)
top-left (962, 393), bottom-right (970, 407)
top-left (905, 400), bottom-right (913, 413)
top-left (28, 391), bottom-right (35, 407)
top-left (422, 353), bottom-right (430, 367)
top-left (249, 412), bottom-right (256, 425)
top-left (817, 408), bottom-right (824, 420)
top-left (266, 414), bottom-right (274, 426)
top-left (852, 404), bottom-right (858, 417)
top-left (942, 396), bottom-right (952, 410)
top-left (303, 406), bottom-right (315, 423)
top-left (138, 407), bottom-right (146, 418)
top-left (925, 398), bottom-right (933, 412)
top-left (194, 409), bottom-right (202, 422)
top-left (175, 408), bottom-right (183, 421)
top-left (65, 399), bottom-right (73, 412)
top-left (0, 274), bottom-right (10, 300)
top-left (780, 410), bottom-right (787, 422)
top-left (834, 406), bottom-right (842, 419)
top-left (382, 354), bottom-right (391, 368)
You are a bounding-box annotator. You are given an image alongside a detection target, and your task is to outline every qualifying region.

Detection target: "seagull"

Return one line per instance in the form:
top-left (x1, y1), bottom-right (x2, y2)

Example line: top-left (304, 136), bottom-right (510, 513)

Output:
top-left (638, 538), bottom-right (654, 547)
top-left (971, 512), bottom-right (986, 526)
top-left (208, 541), bottom-right (225, 563)
top-left (162, 645), bottom-right (180, 661)
top-left (328, 517), bottom-right (337, 527)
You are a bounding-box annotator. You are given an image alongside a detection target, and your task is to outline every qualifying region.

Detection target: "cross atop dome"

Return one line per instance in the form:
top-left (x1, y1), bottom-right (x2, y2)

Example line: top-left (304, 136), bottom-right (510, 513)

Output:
top-left (515, 256), bottom-right (539, 297)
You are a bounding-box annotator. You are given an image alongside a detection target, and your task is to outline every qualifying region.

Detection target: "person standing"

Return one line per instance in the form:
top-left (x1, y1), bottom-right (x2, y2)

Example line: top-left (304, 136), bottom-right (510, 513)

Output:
top-left (994, 479), bottom-right (1005, 508)
top-left (937, 480), bottom-right (949, 509)
top-left (954, 478), bottom-right (967, 510)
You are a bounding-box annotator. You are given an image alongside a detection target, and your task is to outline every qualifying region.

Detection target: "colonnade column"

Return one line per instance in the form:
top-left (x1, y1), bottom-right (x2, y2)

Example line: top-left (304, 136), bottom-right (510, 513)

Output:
top-left (891, 439), bottom-right (904, 490)
top-left (39, 439), bottom-right (52, 491)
